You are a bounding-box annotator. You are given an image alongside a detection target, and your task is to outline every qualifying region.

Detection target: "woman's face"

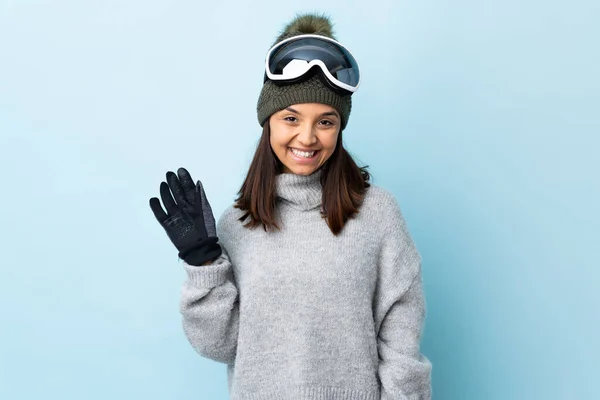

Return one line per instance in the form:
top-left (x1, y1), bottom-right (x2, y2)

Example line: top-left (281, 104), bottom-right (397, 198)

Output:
top-left (269, 103), bottom-right (341, 176)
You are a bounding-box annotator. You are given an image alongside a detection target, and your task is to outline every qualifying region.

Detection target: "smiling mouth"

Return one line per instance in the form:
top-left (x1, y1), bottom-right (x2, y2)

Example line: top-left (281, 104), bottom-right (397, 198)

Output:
top-left (290, 147), bottom-right (319, 159)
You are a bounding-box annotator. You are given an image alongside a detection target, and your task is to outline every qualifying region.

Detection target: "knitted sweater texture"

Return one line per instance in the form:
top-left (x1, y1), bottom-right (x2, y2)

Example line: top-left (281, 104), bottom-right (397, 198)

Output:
top-left (179, 171), bottom-right (432, 399)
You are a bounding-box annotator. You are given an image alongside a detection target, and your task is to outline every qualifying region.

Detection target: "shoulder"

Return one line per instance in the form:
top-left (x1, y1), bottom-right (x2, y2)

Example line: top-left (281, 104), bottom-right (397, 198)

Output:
top-left (362, 184), bottom-right (421, 268)
top-left (362, 183), bottom-right (402, 215)
top-left (216, 204), bottom-right (246, 235)
top-left (361, 183), bottom-right (414, 241)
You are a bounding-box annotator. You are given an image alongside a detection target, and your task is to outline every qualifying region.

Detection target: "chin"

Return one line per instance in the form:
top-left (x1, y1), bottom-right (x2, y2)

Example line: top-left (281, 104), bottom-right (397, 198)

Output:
top-left (284, 164), bottom-right (318, 176)
top-left (294, 170), bottom-right (315, 176)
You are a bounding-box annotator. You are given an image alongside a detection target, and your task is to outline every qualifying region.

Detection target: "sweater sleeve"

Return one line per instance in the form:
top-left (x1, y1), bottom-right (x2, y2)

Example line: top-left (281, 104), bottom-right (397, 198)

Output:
top-left (374, 193), bottom-right (432, 399)
top-left (179, 243), bottom-right (240, 365)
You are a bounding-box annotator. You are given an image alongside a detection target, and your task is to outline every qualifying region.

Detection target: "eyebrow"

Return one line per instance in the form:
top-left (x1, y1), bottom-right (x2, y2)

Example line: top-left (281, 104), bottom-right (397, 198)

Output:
top-left (284, 107), bottom-right (340, 119)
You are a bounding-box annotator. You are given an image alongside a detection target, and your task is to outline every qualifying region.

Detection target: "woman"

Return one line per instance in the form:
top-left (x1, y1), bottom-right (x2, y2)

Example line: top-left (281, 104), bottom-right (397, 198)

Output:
top-left (149, 13), bottom-right (432, 400)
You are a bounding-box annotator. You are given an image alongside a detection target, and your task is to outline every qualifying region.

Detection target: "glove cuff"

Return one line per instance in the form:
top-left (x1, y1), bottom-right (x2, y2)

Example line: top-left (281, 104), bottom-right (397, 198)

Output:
top-left (178, 237), bottom-right (222, 266)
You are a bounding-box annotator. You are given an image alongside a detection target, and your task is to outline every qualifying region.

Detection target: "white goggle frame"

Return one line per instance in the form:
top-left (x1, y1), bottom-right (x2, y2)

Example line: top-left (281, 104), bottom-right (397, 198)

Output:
top-left (264, 34), bottom-right (361, 93)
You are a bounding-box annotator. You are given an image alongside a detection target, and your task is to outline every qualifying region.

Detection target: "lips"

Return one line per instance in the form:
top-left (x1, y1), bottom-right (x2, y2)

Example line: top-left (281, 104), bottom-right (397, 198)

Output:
top-left (289, 147), bottom-right (320, 161)
top-left (290, 148), bottom-right (316, 158)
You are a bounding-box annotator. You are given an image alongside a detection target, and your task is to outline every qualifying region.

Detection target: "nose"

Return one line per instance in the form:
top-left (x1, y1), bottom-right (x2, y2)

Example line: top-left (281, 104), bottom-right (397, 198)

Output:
top-left (296, 124), bottom-right (318, 147)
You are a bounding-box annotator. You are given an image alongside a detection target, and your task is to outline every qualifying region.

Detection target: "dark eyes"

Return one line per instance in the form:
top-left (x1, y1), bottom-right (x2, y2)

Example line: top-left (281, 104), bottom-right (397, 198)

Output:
top-left (284, 116), bottom-right (334, 126)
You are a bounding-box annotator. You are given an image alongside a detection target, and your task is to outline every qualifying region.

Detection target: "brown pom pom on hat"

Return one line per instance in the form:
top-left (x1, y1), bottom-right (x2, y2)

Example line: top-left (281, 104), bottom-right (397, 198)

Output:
top-left (256, 13), bottom-right (353, 130)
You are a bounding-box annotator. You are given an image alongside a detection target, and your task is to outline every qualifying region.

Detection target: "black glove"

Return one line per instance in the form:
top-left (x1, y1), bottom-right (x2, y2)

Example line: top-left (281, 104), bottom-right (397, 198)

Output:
top-left (149, 167), bottom-right (222, 266)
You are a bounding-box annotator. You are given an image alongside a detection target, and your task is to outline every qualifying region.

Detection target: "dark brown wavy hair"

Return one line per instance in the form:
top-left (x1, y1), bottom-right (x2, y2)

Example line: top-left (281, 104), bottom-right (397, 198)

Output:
top-left (234, 122), bottom-right (370, 235)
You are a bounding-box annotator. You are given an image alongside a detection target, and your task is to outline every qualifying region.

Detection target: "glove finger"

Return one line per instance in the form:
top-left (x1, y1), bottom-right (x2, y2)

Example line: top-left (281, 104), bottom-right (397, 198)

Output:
top-left (159, 181), bottom-right (179, 215)
top-left (149, 197), bottom-right (168, 223)
top-left (177, 167), bottom-right (196, 205)
top-left (166, 171), bottom-right (189, 208)
top-left (197, 180), bottom-right (217, 237)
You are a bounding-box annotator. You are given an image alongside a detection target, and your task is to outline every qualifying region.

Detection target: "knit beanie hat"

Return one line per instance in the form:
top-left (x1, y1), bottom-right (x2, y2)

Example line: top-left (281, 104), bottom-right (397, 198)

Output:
top-left (256, 13), bottom-right (353, 130)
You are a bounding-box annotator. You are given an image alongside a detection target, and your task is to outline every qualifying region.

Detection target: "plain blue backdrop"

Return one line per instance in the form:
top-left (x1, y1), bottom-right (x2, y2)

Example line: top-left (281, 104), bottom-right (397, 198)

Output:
top-left (1, 1), bottom-right (598, 399)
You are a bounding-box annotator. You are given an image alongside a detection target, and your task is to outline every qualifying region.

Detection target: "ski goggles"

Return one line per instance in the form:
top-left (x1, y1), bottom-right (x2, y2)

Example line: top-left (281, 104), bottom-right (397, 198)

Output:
top-left (264, 34), bottom-right (361, 93)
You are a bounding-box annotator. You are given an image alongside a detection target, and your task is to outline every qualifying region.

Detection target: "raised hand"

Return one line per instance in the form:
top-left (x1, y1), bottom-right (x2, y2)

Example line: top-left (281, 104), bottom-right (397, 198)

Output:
top-left (149, 167), bottom-right (222, 266)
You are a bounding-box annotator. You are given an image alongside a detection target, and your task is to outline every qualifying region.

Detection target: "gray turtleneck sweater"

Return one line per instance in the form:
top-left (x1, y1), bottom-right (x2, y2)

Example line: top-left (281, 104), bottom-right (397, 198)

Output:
top-left (179, 171), bottom-right (432, 399)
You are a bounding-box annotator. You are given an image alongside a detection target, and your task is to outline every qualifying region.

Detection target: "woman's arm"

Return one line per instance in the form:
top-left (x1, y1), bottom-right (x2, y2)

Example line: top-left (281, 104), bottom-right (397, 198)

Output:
top-left (149, 168), bottom-right (240, 365)
top-left (374, 193), bottom-right (432, 399)
top-left (180, 245), bottom-right (239, 365)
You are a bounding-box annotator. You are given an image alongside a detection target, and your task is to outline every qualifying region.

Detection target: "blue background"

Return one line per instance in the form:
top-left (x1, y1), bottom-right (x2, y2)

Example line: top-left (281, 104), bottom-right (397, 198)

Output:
top-left (1, 1), bottom-right (598, 399)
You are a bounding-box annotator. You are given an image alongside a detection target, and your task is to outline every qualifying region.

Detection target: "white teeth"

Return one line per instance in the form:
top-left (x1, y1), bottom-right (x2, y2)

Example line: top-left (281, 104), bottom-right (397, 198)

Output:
top-left (290, 148), bottom-right (316, 158)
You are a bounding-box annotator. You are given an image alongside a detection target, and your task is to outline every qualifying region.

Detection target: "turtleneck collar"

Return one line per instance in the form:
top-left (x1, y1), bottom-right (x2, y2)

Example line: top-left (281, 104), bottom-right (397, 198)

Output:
top-left (274, 169), bottom-right (323, 211)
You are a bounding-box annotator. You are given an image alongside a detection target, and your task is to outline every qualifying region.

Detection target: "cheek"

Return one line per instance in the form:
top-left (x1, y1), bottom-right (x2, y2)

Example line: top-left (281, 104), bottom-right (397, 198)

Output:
top-left (269, 127), bottom-right (284, 150)
top-left (269, 124), bottom-right (290, 148)
top-left (322, 133), bottom-right (339, 154)
top-left (269, 134), bottom-right (276, 150)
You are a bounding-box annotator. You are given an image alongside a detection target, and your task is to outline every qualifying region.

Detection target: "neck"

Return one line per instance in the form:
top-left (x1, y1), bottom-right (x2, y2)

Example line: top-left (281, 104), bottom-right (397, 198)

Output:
top-left (274, 170), bottom-right (323, 211)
